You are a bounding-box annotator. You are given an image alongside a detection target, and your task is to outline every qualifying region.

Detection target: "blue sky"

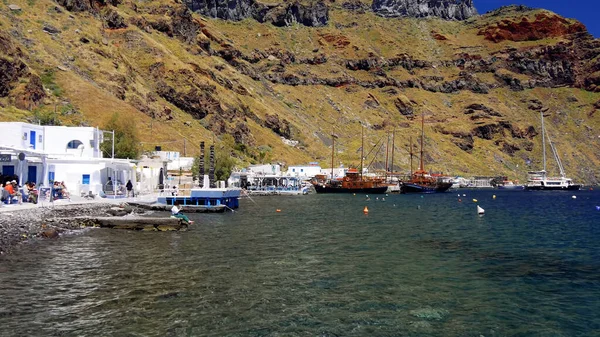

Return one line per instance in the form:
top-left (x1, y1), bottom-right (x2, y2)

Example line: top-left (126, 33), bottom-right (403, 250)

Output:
top-left (475, 1), bottom-right (600, 37)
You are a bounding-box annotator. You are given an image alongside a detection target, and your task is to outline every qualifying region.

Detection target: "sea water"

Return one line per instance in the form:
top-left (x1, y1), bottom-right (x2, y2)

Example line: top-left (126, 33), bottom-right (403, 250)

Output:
top-left (1, 189), bottom-right (599, 336)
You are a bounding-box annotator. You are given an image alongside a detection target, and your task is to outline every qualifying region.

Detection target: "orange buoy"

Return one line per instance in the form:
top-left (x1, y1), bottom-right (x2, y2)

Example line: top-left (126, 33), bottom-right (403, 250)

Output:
top-left (276, 209), bottom-right (281, 212)
top-left (363, 206), bottom-right (369, 214)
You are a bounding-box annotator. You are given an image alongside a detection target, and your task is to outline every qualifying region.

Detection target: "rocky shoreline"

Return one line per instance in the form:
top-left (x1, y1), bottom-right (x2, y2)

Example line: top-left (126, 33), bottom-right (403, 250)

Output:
top-left (0, 203), bottom-right (147, 255)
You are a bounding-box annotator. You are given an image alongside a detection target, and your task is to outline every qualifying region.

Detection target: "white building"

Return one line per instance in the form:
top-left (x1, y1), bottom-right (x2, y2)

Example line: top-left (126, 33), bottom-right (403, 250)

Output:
top-left (285, 163), bottom-right (322, 178)
top-left (0, 122), bottom-right (135, 198)
top-left (247, 164), bottom-right (282, 175)
top-left (320, 167), bottom-right (349, 179)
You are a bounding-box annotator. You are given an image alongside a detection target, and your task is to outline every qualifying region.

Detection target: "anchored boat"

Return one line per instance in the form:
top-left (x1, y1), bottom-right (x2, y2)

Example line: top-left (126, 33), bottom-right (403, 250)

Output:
top-left (400, 113), bottom-right (452, 194)
top-left (525, 111), bottom-right (580, 191)
top-left (312, 126), bottom-right (387, 194)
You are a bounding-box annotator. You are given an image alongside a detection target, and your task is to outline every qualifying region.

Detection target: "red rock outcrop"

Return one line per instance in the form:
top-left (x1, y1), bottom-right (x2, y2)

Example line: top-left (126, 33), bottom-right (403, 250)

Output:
top-left (478, 13), bottom-right (586, 43)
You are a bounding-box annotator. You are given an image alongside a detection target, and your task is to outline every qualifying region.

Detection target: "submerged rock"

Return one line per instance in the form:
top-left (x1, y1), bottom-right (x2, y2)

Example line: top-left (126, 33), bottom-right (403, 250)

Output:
top-left (409, 307), bottom-right (449, 320)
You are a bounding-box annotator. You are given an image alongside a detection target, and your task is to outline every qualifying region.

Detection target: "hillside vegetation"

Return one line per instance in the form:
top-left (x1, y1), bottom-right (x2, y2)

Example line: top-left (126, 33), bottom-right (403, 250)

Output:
top-left (1, 0), bottom-right (599, 182)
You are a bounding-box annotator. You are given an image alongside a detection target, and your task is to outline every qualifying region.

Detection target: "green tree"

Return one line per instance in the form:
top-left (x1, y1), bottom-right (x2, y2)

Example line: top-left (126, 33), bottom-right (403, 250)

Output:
top-left (215, 145), bottom-right (236, 181)
top-left (101, 112), bottom-right (141, 159)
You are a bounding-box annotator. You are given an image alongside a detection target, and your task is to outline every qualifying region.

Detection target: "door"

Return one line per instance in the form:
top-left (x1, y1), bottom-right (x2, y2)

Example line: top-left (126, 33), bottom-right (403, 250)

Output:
top-left (28, 166), bottom-right (37, 184)
top-left (30, 131), bottom-right (36, 149)
top-left (2, 165), bottom-right (15, 176)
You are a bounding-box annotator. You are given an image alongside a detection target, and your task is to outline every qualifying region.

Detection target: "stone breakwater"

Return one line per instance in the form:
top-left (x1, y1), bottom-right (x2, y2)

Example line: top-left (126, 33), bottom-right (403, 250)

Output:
top-left (0, 203), bottom-right (142, 255)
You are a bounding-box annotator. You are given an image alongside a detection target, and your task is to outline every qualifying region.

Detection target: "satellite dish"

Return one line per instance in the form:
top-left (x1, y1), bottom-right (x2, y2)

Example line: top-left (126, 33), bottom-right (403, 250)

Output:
top-left (18, 153), bottom-right (25, 161)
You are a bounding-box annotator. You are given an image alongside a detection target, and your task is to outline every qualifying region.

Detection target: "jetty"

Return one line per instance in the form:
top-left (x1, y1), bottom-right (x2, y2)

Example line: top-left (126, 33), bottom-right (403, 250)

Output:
top-left (129, 202), bottom-right (228, 213)
top-left (73, 216), bottom-right (187, 231)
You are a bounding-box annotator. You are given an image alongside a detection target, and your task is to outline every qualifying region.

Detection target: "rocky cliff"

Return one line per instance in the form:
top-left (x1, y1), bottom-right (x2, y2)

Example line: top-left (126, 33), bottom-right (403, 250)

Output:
top-left (186, 0), bottom-right (329, 26)
top-left (372, 0), bottom-right (477, 20)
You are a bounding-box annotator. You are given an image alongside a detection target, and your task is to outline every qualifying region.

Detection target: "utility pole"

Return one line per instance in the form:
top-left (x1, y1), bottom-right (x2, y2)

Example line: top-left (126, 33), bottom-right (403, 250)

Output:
top-left (183, 138), bottom-right (187, 157)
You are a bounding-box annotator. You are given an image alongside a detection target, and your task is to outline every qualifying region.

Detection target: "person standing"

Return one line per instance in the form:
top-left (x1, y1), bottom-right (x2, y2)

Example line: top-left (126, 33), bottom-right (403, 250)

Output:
top-left (126, 180), bottom-right (133, 197)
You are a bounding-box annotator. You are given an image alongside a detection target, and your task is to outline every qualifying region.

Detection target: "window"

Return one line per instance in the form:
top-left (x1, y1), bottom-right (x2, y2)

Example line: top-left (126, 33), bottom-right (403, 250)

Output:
top-left (301, 169), bottom-right (304, 172)
top-left (38, 135), bottom-right (43, 143)
top-left (23, 132), bottom-right (27, 140)
top-left (67, 140), bottom-right (84, 149)
top-left (82, 174), bottom-right (90, 185)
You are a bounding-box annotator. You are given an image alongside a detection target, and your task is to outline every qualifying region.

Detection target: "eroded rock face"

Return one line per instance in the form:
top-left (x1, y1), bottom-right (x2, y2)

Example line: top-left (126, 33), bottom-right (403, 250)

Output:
top-left (264, 1), bottom-right (328, 27)
top-left (188, 0), bottom-right (329, 27)
top-left (55, 0), bottom-right (122, 13)
top-left (372, 0), bottom-right (477, 20)
top-left (264, 113), bottom-right (291, 138)
top-left (478, 13), bottom-right (586, 43)
top-left (15, 75), bottom-right (46, 110)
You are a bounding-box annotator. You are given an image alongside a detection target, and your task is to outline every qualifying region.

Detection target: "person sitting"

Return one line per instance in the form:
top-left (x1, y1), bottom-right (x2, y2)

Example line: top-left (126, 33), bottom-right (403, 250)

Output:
top-left (52, 181), bottom-right (63, 200)
top-left (27, 182), bottom-right (38, 204)
top-left (1, 183), bottom-right (9, 205)
top-left (170, 202), bottom-right (193, 225)
top-left (59, 181), bottom-right (70, 199)
top-left (4, 180), bottom-right (22, 204)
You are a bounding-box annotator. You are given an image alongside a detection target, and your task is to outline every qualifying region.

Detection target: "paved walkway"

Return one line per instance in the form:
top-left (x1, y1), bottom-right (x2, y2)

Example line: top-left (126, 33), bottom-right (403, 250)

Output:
top-left (0, 194), bottom-right (159, 213)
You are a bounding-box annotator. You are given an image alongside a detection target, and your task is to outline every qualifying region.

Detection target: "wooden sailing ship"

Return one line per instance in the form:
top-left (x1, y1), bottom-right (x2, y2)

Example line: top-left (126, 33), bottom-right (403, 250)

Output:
top-left (400, 113), bottom-right (452, 194)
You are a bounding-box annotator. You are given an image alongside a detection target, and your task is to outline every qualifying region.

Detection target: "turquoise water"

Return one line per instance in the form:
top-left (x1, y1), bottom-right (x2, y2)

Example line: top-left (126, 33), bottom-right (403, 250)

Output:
top-left (1, 189), bottom-right (600, 336)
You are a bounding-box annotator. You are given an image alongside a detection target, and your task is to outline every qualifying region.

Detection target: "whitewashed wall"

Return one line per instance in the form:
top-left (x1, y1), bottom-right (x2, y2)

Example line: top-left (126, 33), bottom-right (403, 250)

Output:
top-left (286, 165), bottom-right (322, 178)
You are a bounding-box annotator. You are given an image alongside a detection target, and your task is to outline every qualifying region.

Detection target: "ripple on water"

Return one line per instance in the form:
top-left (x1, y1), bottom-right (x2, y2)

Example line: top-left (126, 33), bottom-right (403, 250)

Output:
top-left (1, 190), bottom-right (600, 336)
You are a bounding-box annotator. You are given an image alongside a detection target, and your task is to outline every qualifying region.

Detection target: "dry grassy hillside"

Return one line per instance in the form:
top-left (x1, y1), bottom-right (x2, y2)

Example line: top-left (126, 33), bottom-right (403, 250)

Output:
top-left (1, 0), bottom-right (599, 182)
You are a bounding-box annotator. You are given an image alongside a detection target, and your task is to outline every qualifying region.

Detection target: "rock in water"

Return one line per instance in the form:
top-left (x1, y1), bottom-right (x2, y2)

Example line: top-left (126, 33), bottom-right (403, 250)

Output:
top-left (40, 228), bottom-right (59, 239)
top-left (372, 0), bottom-right (477, 20)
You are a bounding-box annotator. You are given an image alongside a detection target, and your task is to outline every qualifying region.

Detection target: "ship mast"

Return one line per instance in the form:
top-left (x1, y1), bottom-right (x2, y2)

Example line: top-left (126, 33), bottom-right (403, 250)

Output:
top-left (385, 131), bottom-right (390, 182)
top-left (360, 125), bottom-right (364, 182)
top-left (541, 111), bottom-right (546, 173)
top-left (419, 112), bottom-right (425, 172)
top-left (331, 127), bottom-right (335, 181)
top-left (391, 129), bottom-right (395, 182)
top-left (409, 136), bottom-right (413, 175)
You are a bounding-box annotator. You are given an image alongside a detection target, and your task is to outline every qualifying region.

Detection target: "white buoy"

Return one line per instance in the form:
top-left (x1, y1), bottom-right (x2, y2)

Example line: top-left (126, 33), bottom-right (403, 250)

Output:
top-left (572, 195), bottom-right (577, 199)
top-left (477, 205), bottom-right (485, 215)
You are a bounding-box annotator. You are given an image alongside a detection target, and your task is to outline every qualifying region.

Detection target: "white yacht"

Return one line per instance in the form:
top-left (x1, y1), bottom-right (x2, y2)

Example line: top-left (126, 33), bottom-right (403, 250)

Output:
top-left (525, 111), bottom-right (580, 191)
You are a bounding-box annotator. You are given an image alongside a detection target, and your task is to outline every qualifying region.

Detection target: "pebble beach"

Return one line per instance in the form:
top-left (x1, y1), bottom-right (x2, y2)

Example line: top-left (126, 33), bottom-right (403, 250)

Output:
top-left (0, 198), bottom-right (156, 255)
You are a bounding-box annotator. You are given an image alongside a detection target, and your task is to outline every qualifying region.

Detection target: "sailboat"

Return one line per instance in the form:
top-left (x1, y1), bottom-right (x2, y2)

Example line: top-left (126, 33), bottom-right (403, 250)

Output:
top-left (400, 113), bottom-right (453, 194)
top-left (311, 126), bottom-right (388, 194)
top-left (524, 111), bottom-right (580, 191)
